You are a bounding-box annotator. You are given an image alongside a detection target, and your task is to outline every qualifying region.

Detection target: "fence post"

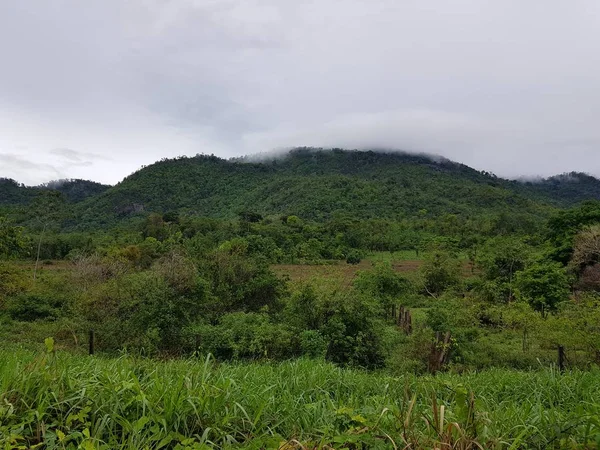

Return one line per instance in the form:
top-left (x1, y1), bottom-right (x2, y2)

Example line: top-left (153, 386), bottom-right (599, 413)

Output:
top-left (428, 331), bottom-right (452, 374)
top-left (89, 329), bottom-right (95, 356)
top-left (558, 345), bottom-right (565, 372)
top-left (398, 306), bottom-right (404, 327)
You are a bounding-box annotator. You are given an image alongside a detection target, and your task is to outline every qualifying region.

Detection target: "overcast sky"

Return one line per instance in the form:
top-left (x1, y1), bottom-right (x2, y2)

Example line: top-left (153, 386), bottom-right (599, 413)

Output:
top-left (1, 1), bottom-right (600, 185)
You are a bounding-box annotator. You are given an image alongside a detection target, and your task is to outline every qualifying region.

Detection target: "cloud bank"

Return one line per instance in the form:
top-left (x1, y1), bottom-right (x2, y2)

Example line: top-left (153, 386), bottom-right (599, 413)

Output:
top-left (1, 0), bottom-right (599, 184)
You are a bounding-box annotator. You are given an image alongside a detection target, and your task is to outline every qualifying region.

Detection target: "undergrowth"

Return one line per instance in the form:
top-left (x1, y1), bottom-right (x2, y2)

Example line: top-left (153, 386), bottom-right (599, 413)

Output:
top-left (1, 346), bottom-right (600, 449)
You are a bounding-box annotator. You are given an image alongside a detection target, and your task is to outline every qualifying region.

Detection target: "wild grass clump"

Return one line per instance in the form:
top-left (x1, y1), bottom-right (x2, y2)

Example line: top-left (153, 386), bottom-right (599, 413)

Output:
top-left (1, 348), bottom-right (600, 449)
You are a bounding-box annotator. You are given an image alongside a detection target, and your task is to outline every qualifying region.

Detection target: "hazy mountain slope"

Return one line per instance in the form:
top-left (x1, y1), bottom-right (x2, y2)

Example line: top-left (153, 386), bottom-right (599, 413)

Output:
top-left (0, 178), bottom-right (109, 205)
top-left (4, 149), bottom-right (600, 229)
top-left (518, 172), bottom-right (600, 206)
top-left (0, 178), bottom-right (39, 205)
top-left (72, 149), bottom-right (553, 228)
top-left (41, 179), bottom-right (111, 203)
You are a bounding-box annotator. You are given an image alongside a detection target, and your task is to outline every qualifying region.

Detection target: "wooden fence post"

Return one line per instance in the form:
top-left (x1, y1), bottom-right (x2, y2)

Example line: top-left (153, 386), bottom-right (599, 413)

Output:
top-left (558, 345), bottom-right (565, 372)
top-left (397, 306), bottom-right (413, 335)
top-left (428, 331), bottom-right (452, 374)
top-left (89, 329), bottom-right (95, 356)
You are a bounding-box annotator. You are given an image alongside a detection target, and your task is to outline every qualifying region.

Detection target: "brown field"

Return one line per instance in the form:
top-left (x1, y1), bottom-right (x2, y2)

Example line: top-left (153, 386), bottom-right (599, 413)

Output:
top-left (272, 259), bottom-right (474, 288)
top-left (271, 259), bottom-right (425, 288)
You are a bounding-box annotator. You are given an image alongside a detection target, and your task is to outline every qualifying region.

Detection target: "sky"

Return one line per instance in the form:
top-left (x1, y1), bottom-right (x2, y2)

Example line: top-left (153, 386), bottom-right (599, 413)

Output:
top-left (1, 1), bottom-right (600, 185)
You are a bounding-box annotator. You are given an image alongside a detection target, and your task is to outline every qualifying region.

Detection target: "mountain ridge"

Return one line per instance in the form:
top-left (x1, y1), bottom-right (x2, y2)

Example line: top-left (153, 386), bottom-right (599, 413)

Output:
top-left (2, 148), bottom-right (600, 229)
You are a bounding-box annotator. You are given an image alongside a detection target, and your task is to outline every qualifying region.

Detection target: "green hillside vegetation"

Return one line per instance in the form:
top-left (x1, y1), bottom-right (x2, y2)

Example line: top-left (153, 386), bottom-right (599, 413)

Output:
top-left (73, 149), bottom-right (557, 228)
top-left (520, 172), bottom-right (600, 205)
top-left (2, 149), bottom-right (600, 233)
top-left (3, 148), bottom-right (600, 448)
top-left (0, 178), bottom-right (109, 205)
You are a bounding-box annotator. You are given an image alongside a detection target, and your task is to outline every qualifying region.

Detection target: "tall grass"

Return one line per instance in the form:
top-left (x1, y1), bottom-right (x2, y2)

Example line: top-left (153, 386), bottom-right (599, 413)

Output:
top-left (1, 348), bottom-right (600, 449)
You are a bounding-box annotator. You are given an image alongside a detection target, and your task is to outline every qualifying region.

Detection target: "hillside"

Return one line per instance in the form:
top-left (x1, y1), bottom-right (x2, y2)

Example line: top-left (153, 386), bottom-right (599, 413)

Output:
top-left (3, 149), bottom-right (600, 229)
top-left (518, 172), bottom-right (600, 205)
top-left (0, 178), bottom-right (109, 205)
top-left (67, 148), bottom-right (552, 228)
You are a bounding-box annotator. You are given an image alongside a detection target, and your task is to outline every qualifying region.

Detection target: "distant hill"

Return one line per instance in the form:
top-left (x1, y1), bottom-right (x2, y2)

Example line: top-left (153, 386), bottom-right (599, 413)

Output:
top-left (0, 178), bottom-right (110, 205)
top-left (0, 178), bottom-right (37, 205)
top-left (71, 148), bottom-right (554, 228)
top-left (3, 149), bottom-right (600, 229)
top-left (518, 172), bottom-right (600, 206)
top-left (40, 179), bottom-right (111, 203)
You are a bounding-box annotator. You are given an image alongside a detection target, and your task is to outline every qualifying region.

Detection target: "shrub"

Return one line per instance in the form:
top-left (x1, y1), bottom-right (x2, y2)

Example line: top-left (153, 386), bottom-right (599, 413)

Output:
top-left (345, 250), bottom-right (361, 265)
top-left (6, 294), bottom-right (62, 322)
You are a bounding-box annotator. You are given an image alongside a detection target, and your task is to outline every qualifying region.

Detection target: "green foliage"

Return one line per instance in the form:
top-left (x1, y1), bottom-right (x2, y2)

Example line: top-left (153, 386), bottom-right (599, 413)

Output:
top-left (0, 217), bottom-right (28, 259)
top-left (1, 149), bottom-right (571, 230)
top-left (345, 249), bottom-right (361, 264)
top-left (6, 293), bottom-right (63, 322)
top-left (193, 312), bottom-right (294, 360)
top-left (354, 262), bottom-right (412, 316)
top-left (3, 349), bottom-right (600, 449)
top-left (546, 200), bottom-right (600, 264)
top-left (476, 237), bottom-right (532, 303)
top-left (6, 149), bottom-right (600, 380)
top-left (285, 284), bottom-right (321, 330)
top-left (81, 265), bottom-right (209, 353)
top-left (319, 293), bottom-right (386, 369)
top-left (515, 260), bottom-right (571, 314)
top-left (199, 249), bottom-right (286, 316)
top-left (420, 250), bottom-right (461, 296)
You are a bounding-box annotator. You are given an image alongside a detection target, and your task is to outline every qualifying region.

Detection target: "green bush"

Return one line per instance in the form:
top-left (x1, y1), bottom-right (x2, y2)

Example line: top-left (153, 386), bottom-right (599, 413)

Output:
top-left (6, 294), bottom-right (62, 322)
top-left (193, 312), bottom-right (296, 360)
top-left (345, 250), bottom-right (361, 264)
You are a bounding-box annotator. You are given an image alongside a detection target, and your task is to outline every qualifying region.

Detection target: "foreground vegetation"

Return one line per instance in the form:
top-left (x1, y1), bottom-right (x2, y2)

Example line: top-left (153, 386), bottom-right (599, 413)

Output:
top-left (2, 347), bottom-right (600, 449)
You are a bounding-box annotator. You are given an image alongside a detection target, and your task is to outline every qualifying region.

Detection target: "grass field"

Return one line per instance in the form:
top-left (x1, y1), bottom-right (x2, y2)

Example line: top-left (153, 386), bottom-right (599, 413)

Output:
top-left (1, 347), bottom-right (600, 449)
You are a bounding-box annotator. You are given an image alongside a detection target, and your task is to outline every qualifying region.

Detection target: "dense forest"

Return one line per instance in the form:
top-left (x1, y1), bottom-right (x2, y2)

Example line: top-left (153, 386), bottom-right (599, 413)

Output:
top-left (3, 148), bottom-right (600, 448)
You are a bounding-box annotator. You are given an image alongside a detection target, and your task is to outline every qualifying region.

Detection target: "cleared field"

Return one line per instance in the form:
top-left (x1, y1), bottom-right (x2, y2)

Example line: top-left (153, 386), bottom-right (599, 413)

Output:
top-left (272, 259), bottom-right (473, 286)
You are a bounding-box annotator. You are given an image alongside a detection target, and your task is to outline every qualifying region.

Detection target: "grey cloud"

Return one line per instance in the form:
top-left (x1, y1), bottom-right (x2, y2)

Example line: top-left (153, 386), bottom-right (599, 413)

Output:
top-left (0, 149), bottom-right (99, 185)
top-left (0, 154), bottom-right (64, 182)
top-left (1, 0), bottom-right (600, 184)
top-left (50, 148), bottom-right (111, 163)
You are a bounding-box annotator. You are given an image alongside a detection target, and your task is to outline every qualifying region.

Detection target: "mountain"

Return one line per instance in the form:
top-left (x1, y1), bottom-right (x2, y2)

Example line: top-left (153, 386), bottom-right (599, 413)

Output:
top-left (0, 178), bottom-right (110, 206)
top-left (3, 149), bottom-right (600, 229)
top-left (39, 179), bottom-right (111, 203)
top-left (518, 172), bottom-right (600, 206)
top-left (0, 178), bottom-right (37, 205)
top-left (71, 148), bottom-right (554, 228)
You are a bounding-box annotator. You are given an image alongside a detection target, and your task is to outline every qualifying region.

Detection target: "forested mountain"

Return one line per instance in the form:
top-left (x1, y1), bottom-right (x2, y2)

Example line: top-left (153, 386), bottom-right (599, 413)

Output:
top-left (518, 172), bottom-right (600, 205)
top-left (0, 178), bottom-right (109, 205)
top-left (2, 148), bottom-right (600, 229)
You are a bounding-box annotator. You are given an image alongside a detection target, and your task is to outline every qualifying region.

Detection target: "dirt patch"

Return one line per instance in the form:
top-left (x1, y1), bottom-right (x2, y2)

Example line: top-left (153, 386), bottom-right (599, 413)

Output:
top-left (272, 259), bottom-right (425, 286)
top-left (272, 259), bottom-right (474, 285)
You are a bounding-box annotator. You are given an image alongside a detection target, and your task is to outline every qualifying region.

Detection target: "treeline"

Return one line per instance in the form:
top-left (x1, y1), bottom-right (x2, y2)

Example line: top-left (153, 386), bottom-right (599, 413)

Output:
top-left (2, 201), bottom-right (600, 372)
top-left (8, 207), bottom-right (542, 264)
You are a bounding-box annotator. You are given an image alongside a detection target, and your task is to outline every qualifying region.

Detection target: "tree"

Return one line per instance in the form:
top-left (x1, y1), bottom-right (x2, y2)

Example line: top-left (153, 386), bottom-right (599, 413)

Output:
top-left (200, 249), bottom-right (286, 316)
top-left (477, 237), bottom-right (531, 303)
top-left (546, 201), bottom-right (600, 264)
top-left (319, 292), bottom-right (386, 369)
top-left (142, 213), bottom-right (170, 241)
top-left (354, 263), bottom-right (411, 318)
top-left (345, 250), bottom-right (361, 264)
top-left (568, 225), bottom-right (600, 291)
top-left (570, 225), bottom-right (600, 272)
top-left (420, 250), bottom-right (461, 296)
top-left (515, 261), bottom-right (570, 315)
top-left (0, 217), bottom-right (27, 259)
